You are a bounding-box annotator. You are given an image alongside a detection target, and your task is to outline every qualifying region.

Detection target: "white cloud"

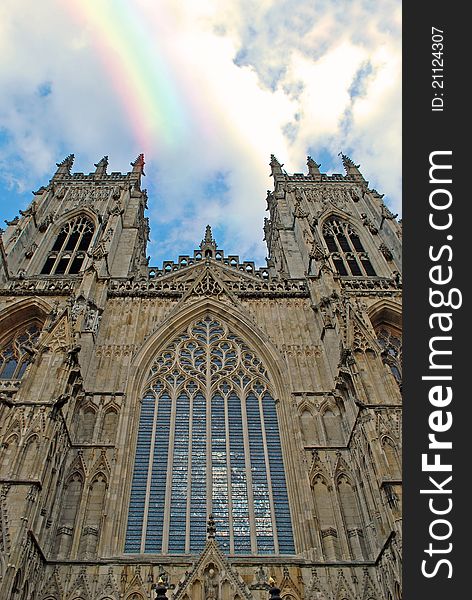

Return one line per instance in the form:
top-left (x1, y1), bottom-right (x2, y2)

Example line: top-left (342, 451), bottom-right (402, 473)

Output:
top-left (0, 0), bottom-right (401, 264)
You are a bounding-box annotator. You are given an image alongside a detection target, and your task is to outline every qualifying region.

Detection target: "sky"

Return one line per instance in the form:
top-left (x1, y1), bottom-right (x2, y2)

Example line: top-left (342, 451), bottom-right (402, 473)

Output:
top-left (0, 0), bottom-right (401, 267)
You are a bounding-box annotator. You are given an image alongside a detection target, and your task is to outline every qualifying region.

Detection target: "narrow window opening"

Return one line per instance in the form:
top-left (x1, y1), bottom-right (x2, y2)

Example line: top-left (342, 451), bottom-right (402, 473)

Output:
top-left (41, 216), bottom-right (94, 276)
top-left (323, 218), bottom-right (376, 277)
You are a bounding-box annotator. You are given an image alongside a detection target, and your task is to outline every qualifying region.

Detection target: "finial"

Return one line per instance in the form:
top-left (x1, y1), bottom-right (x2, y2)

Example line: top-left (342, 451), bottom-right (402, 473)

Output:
top-left (204, 225), bottom-right (214, 245)
top-left (154, 575), bottom-right (168, 600)
top-left (200, 225), bottom-right (217, 256)
top-left (207, 514), bottom-right (216, 539)
top-left (131, 153), bottom-right (145, 175)
top-left (268, 578), bottom-right (281, 600)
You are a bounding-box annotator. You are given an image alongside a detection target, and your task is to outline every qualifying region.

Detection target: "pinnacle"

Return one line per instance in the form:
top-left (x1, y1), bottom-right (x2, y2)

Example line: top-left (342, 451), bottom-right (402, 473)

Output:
top-left (94, 155), bottom-right (109, 168)
top-left (56, 154), bottom-right (75, 168)
top-left (339, 152), bottom-right (360, 171)
top-left (307, 156), bottom-right (321, 176)
top-left (131, 153), bottom-right (146, 175)
top-left (307, 156), bottom-right (320, 168)
top-left (131, 153), bottom-right (145, 166)
top-left (203, 224), bottom-right (214, 245)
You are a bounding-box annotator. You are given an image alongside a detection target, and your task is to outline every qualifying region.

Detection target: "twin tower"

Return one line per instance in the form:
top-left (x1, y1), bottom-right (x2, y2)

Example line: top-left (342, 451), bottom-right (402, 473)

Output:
top-left (0, 154), bottom-right (402, 600)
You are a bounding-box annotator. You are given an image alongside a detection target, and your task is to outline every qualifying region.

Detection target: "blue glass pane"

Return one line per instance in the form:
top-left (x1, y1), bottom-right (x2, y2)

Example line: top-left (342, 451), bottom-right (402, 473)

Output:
top-left (168, 393), bottom-right (190, 553)
top-left (1, 359), bottom-right (17, 379)
top-left (144, 393), bottom-right (171, 552)
top-left (190, 393), bottom-right (207, 551)
top-left (124, 395), bottom-right (154, 552)
top-left (262, 393), bottom-right (295, 554)
top-left (228, 393), bottom-right (251, 553)
top-left (246, 393), bottom-right (274, 554)
top-left (211, 394), bottom-right (229, 552)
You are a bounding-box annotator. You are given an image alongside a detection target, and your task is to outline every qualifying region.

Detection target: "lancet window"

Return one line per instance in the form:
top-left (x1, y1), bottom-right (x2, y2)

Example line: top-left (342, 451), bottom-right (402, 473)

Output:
top-left (322, 218), bottom-right (376, 276)
top-left (41, 215), bottom-right (94, 275)
top-left (0, 324), bottom-right (40, 379)
top-left (125, 316), bottom-right (295, 555)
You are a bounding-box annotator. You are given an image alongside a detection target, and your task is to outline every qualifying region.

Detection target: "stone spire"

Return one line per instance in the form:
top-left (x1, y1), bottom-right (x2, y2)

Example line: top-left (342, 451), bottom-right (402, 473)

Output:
top-left (203, 225), bottom-right (214, 246)
top-left (94, 156), bottom-right (108, 177)
top-left (200, 225), bottom-right (217, 258)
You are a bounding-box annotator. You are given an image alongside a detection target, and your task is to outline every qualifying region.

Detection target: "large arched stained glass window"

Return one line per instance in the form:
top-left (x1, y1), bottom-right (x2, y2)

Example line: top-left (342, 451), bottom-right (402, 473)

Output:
top-left (125, 316), bottom-right (295, 556)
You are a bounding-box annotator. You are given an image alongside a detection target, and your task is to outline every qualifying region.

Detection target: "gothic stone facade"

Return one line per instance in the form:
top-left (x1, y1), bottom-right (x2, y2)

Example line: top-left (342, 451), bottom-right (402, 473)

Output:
top-left (0, 154), bottom-right (402, 600)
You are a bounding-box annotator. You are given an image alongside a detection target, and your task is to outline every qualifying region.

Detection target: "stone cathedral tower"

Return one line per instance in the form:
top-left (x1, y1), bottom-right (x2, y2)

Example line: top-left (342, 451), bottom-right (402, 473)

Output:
top-left (0, 153), bottom-right (402, 600)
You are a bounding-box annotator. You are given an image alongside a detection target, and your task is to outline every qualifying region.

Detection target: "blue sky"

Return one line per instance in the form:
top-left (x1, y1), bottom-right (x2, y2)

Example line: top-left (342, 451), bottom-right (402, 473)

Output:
top-left (0, 0), bottom-right (401, 267)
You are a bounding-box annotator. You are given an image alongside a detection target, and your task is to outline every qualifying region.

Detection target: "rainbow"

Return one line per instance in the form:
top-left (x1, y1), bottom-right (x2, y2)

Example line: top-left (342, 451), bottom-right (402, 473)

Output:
top-left (63, 0), bottom-right (196, 155)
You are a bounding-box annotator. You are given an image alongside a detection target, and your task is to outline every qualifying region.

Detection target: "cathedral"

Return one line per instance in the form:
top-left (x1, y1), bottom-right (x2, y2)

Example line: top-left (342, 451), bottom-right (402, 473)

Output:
top-left (0, 153), bottom-right (402, 600)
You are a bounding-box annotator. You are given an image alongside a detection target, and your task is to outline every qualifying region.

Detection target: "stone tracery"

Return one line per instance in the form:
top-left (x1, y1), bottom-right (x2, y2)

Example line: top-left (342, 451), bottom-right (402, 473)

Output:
top-left (125, 315), bottom-right (295, 556)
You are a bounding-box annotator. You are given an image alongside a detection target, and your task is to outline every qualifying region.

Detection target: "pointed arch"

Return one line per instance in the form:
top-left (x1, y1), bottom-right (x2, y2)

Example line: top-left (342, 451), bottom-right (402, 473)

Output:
top-left (12, 568), bottom-right (23, 596)
top-left (320, 399), bottom-right (345, 445)
top-left (299, 407), bottom-right (318, 446)
top-left (37, 209), bottom-right (98, 276)
top-left (368, 299), bottom-right (402, 331)
top-left (75, 400), bottom-right (97, 442)
top-left (336, 473), bottom-right (365, 559)
top-left (100, 405), bottom-right (119, 443)
top-left (79, 471), bottom-right (108, 558)
top-left (221, 579), bottom-right (232, 600)
top-left (128, 298), bottom-right (290, 400)
top-left (191, 580), bottom-right (203, 600)
top-left (18, 434), bottom-right (40, 478)
top-left (55, 470), bottom-right (84, 557)
top-left (0, 432), bottom-right (19, 475)
top-left (0, 296), bottom-right (50, 340)
top-left (124, 299), bottom-right (295, 556)
top-left (0, 298), bottom-right (47, 380)
top-left (311, 473), bottom-right (339, 560)
top-left (368, 300), bottom-right (402, 380)
top-left (320, 213), bottom-right (376, 277)
top-left (381, 435), bottom-right (401, 479)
